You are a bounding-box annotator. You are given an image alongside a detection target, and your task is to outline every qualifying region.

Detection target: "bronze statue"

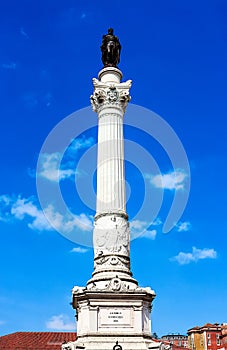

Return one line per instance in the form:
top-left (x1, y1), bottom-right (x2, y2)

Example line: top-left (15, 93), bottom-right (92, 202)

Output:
top-left (101, 28), bottom-right (121, 67)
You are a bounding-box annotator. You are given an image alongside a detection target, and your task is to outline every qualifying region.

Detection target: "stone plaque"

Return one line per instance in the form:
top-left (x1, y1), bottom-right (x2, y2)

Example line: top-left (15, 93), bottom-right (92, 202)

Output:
top-left (99, 307), bottom-right (133, 328)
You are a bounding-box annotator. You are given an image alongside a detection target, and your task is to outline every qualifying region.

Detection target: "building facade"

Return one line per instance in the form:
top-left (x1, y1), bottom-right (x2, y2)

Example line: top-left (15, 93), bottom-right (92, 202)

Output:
top-left (220, 324), bottom-right (227, 350)
top-left (161, 334), bottom-right (188, 348)
top-left (188, 323), bottom-right (222, 350)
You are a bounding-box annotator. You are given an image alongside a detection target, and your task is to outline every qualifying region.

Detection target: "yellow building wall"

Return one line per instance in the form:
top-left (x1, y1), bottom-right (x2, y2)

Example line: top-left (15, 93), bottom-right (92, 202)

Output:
top-left (188, 332), bottom-right (205, 350)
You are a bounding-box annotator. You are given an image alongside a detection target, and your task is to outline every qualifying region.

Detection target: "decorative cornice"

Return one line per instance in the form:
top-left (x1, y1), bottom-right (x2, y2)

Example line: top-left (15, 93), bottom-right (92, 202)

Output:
top-left (94, 211), bottom-right (128, 221)
top-left (94, 254), bottom-right (130, 272)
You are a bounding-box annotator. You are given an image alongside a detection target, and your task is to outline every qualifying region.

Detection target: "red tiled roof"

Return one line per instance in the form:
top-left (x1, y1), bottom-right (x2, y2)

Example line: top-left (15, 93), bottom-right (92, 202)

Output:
top-left (188, 326), bottom-right (200, 332)
top-left (0, 332), bottom-right (76, 350)
top-left (188, 323), bottom-right (222, 334)
top-left (202, 323), bottom-right (219, 328)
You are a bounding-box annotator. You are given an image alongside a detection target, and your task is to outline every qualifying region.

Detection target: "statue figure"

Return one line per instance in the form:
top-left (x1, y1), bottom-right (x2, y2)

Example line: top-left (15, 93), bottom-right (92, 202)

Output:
top-left (101, 28), bottom-right (121, 67)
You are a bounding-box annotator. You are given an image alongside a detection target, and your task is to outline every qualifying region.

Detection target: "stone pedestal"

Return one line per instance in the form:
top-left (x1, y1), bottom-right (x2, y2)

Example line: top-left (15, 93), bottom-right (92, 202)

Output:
top-left (62, 66), bottom-right (161, 350)
top-left (63, 287), bottom-right (157, 350)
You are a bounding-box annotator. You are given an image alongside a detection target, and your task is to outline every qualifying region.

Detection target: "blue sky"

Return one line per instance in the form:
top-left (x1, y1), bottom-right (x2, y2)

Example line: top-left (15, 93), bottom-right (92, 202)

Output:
top-left (0, 0), bottom-right (227, 337)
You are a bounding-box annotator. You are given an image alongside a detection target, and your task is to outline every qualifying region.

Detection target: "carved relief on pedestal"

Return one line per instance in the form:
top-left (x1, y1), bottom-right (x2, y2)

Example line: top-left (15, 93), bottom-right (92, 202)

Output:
top-left (105, 277), bottom-right (128, 292)
top-left (90, 78), bottom-right (132, 113)
top-left (94, 255), bottom-right (130, 272)
top-left (93, 215), bottom-right (130, 257)
top-left (88, 276), bottom-right (130, 292)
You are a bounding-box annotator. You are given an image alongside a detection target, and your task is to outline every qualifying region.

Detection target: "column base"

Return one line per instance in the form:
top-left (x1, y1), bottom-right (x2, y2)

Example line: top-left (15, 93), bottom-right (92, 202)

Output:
top-left (63, 288), bottom-right (158, 350)
top-left (62, 335), bottom-right (161, 350)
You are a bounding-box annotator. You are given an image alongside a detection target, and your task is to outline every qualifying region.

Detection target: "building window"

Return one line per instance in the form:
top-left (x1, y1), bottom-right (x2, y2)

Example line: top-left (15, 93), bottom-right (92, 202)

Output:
top-left (207, 334), bottom-right (210, 339)
top-left (200, 335), bottom-right (203, 346)
top-left (208, 340), bottom-right (211, 345)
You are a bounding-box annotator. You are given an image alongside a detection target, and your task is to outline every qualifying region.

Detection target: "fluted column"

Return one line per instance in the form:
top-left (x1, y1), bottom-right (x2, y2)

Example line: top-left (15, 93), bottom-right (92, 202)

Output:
top-left (96, 112), bottom-right (126, 214)
top-left (64, 30), bottom-right (159, 350)
top-left (88, 67), bottom-right (137, 290)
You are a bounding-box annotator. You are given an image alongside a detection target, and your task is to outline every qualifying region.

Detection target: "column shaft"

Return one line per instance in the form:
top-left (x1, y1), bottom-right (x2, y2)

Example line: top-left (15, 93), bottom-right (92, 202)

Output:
top-left (88, 67), bottom-right (137, 289)
top-left (96, 112), bottom-right (126, 214)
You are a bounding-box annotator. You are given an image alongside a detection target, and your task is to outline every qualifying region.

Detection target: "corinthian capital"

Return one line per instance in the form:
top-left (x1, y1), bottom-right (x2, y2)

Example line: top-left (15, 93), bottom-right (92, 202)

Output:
top-left (90, 78), bottom-right (132, 113)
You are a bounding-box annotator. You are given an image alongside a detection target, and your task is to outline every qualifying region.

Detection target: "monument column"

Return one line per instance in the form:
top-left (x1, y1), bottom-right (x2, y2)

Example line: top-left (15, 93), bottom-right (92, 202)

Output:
top-left (62, 29), bottom-right (160, 350)
top-left (88, 65), bottom-right (138, 290)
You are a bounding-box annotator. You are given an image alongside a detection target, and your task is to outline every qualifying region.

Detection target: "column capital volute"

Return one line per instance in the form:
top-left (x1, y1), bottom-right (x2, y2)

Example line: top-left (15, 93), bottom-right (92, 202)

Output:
top-left (90, 77), bottom-right (132, 114)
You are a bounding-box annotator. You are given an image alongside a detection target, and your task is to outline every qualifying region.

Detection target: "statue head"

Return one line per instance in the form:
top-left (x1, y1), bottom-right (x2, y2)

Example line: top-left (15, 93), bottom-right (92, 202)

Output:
top-left (108, 28), bottom-right (114, 35)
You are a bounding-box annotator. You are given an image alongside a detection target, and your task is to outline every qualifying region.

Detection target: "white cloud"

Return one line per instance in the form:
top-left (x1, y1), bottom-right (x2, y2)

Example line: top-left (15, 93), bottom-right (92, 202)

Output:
top-left (68, 136), bottom-right (95, 153)
top-left (152, 217), bottom-right (162, 226)
top-left (38, 152), bottom-right (74, 182)
top-left (43, 206), bottom-right (93, 233)
top-left (0, 195), bottom-right (52, 231)
top-left (72, 213), bottom-right (93, 231)
top-left (176, 221), bottom-right (191, 232)
top-left (143, 229), bottom-right (157, 240)
top-left (0, 195), bottom-right (19, 222)
top-left (46, 314), bottom-right (75, 331)
top-left (37, 137), bottom-right (95, 182)
top-left (70, 247), bottom-right (88, 253)
top-left (171, 247), bottom-right (217, 265)
top-left (0, 195), bottom-right (12, 206)
top-left (2, 62), bottom-right (16, 70)
top-left (130, 219), bottom-right (148, 231)
top-left (0, 194), bottom-right (93, 233)
top-left (11, 196), bottom-right (52, 231)
top-left (0, 194), bottom-right (13, 222)
top-left (27, 168), bottom-right (36, 178)
top-left (147, 169), bottom-right (188, 190)
top-left (130, 218), bottom-right (161, 240)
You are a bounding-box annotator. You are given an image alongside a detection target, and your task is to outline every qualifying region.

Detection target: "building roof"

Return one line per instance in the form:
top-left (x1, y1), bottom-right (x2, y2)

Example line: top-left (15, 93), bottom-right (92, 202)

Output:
top-left (203, 323), bottom-right (217, 327)
top-left (0, 332), bottom-right (76, 350)
top-left (188, 326), bottom-right (200, 333)
top-left (161, 334), bottom-right (188, 338)
top-left (188, 323), bottom-right (221, 334)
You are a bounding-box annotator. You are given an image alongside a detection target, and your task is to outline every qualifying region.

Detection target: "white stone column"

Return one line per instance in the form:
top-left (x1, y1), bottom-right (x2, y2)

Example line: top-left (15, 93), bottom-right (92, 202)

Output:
top-left (89, 67), bottom-right (137, 290)
top-left (96, 111), bottom-right (126, 214)
top-left (63, 31), bottom-right (160, 350)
